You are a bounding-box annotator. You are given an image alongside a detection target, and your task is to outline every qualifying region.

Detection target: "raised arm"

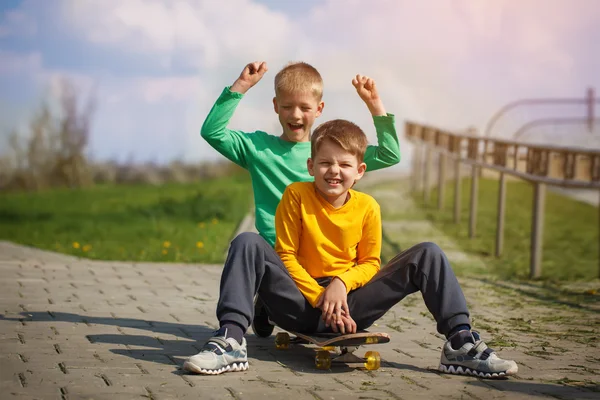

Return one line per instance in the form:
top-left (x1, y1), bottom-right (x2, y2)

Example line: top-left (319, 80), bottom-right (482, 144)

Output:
top-left (352, 75), bottom-right (401, 170)
top-left (200, 62), bottom-right (269, 168)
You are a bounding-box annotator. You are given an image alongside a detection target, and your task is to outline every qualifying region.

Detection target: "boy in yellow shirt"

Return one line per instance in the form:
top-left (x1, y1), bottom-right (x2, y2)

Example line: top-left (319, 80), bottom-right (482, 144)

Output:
top-left (274, 119), bottom-right (519, 378)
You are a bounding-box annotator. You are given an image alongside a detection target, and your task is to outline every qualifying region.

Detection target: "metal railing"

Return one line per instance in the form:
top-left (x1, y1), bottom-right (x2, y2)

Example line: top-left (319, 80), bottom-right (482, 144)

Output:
top-left (406, 121), bottom-right (600, 278)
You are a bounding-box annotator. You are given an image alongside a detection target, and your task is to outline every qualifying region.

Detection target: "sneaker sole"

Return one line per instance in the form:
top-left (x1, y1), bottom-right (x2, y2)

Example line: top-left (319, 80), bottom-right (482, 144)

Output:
top-left (183, 360), bottom-right (249, 375)
top-left (439, 363), bottom-right (517, 378)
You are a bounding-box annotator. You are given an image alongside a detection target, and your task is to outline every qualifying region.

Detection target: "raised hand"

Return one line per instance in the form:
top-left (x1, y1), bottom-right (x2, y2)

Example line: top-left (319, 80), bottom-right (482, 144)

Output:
top-left (352, 74), bottom-right (386, 116)
top-left (231, 61), bottom-right (268, 94)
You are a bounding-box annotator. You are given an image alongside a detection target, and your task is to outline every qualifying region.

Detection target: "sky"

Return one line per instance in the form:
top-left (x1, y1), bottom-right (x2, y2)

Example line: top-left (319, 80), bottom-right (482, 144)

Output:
top-left (1, 0), bottom-right (599, 169)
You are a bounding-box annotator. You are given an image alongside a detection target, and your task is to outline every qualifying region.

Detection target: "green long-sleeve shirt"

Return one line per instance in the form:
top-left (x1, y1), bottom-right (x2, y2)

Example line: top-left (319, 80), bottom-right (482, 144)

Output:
top-left (201, 87), bottom-right (400, 247)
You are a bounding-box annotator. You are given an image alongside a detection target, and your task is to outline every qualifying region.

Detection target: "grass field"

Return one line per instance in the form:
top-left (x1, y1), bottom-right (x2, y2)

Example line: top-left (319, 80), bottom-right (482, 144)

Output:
top-left (0, 173), bottom-right (252, 264)
top-left (416, 177), bottom-right (599, 282)
top-left (2, 169), bottom-right (597, 282)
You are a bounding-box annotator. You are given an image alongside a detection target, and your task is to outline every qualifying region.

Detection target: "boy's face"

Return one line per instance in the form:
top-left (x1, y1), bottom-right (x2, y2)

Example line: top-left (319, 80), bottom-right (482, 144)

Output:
top-left (273, 90), bottom-right (324, 142)
top-left (307, 139), bottom-right (366, 208)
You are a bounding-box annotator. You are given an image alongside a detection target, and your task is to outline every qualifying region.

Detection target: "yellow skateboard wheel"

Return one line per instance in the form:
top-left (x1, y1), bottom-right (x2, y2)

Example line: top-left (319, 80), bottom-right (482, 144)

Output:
top-left (315, 350), bottom-right (331, 370)
top-left (364, 351), bottom-right (380, 370)
top-left (275, 332), bottom-right (290, 349)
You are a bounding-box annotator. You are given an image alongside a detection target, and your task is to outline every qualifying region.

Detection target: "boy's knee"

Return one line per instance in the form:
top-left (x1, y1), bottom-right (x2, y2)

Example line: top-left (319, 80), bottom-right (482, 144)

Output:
top-left (230, 232), bottom-right (264, 250)
top-left (416, 241), bottom-right (443, 256)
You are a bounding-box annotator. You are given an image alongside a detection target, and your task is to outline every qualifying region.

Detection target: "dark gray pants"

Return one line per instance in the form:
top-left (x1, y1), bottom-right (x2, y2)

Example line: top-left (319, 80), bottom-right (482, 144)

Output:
top-left (216, 232), bottom-right (470, 336)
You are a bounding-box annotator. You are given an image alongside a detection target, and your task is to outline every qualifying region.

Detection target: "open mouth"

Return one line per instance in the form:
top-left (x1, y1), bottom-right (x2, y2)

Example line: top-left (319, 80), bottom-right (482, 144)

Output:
top-left (326, 179), bottom-right (342, 186)
top-left (288, 123), bottom-right (304, 132)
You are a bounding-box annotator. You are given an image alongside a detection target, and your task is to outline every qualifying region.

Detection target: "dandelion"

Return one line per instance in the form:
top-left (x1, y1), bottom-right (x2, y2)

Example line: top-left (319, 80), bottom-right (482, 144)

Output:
top-left (72, 242), bottom-right (80, 249)
top-left (211, 218), bottom-right (218, 225)
top-left (162, 249), bottom-right (168, 255)
top-left (82, 244), bottom-right (92, 252)
top-left (163, 241), bottom-right (171, 248)
top-left (196, 241), bottom-right (204, 249)
top-left (197, 222), bottom-right (205, 228)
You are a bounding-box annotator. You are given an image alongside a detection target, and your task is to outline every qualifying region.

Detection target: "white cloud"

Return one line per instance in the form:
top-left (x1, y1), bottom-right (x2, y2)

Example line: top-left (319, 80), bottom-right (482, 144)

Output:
top-left (2, 0), bottom-right (600, 164)
top-left (136, 76), bottom-right (202, 103)
top-left (59, 0), bottom-right (294, 68)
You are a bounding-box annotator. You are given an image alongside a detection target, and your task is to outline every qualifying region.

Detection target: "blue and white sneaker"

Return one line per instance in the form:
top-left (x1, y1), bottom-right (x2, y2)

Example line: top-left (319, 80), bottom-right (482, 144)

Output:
top-left (183, 328), bottom-right (248, 375)
top-left (439, 330), bottom-right (518, 378)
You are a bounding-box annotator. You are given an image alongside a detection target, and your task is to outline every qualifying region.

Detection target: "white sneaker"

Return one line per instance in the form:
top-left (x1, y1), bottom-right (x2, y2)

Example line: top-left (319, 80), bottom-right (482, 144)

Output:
top-left (439, 330), bottom-right (518, 378)
top-left (183, 328), bottom-right (248, 375)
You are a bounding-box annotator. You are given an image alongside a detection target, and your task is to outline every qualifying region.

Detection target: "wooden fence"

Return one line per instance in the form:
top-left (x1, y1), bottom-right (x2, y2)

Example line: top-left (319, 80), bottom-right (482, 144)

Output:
top-left (406, 121), bottom-right (600, 278)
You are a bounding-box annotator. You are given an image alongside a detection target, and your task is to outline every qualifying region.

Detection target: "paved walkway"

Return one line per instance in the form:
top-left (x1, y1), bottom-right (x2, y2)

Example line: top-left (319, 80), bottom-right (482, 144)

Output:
top-left (1, 177), bottom-right (599, 399)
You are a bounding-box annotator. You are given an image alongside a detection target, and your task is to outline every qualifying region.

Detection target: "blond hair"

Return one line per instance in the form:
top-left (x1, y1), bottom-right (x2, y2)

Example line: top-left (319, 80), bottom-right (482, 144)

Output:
top-left (311, 119), bottom-right (368, 163)
top-left (274, 62), bottom-right (323, 100)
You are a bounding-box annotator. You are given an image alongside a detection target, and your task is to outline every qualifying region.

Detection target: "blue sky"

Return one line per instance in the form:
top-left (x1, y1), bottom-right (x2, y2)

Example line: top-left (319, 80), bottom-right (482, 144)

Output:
top-left (1, 0), bottom-right (599, 166)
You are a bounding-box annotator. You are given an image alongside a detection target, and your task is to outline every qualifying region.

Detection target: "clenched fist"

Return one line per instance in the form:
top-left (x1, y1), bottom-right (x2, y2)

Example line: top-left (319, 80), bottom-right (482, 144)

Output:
top-left (352, 74), bottom-right (386, 116)
top-left (231, 61), bottom-right (269, 94)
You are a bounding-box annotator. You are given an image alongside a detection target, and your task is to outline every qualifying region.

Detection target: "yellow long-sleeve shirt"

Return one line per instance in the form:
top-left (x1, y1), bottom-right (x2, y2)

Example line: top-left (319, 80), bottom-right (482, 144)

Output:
top-left (275, 181), bottom-right (382, 307)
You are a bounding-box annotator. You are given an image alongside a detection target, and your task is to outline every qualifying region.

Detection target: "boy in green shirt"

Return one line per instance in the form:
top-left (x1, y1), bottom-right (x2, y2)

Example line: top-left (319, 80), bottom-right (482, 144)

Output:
top-left (199, 61), bottom-right (400, 248)
top-left (202, 61), bottom-right (399, 334)
top-left (183, 61), bottom-right (399, 374)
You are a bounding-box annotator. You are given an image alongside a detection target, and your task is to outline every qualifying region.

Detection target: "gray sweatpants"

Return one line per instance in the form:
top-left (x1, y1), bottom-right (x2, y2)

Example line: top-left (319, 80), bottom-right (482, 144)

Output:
top-left (216, 232), bottom-right (470, 336)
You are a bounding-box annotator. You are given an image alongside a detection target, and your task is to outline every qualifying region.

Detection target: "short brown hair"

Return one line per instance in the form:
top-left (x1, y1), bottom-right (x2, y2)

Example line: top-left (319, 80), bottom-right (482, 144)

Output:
top-left (274, 62), bottom-right (323, 100)
top-left (311, 119), bottom-right (368, 163)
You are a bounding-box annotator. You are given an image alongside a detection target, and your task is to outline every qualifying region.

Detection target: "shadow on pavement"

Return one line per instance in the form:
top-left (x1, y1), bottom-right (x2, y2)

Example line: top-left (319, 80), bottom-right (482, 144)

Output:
top-left (3, 311), bottom-right (598, 398)
top-left (467, 378), bottom-right (599, 398)
top-left (1, 311), bottom-right (213, 368)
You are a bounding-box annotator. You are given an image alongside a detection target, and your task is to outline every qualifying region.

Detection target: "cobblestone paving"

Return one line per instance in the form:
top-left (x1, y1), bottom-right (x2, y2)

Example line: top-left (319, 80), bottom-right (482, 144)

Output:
top-left (1, 177), bottom-right (599, 399)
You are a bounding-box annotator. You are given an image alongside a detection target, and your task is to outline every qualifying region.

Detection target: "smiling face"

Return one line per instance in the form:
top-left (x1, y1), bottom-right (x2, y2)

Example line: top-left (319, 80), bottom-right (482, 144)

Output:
top-left (307, 139), bottom-right (366, 208)
top-left (273, 90), bottom-right (324, 142)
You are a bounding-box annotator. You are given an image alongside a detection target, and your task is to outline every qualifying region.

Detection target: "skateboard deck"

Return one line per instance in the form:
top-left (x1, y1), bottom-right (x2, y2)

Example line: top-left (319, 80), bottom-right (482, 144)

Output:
top-left (290, 331), bottom-right (390, 347)
top-left (274, 330), bottom-right (390, 370)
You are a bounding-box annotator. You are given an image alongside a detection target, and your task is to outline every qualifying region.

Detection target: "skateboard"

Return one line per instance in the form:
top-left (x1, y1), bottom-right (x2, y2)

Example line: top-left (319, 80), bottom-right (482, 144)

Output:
top-left (274, 330), bottom-right (390, 370)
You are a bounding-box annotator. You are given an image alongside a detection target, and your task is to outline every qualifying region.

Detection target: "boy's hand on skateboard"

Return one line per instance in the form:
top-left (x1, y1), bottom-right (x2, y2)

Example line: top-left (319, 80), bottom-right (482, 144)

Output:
top-left (352, 74), bottom-right (386, 116)
top-left (316, 278), bottom-right (350, 330)
top-left (331, 311), bottom-right (357, 335)
top-left (231, 61), bottom-right (268, 94)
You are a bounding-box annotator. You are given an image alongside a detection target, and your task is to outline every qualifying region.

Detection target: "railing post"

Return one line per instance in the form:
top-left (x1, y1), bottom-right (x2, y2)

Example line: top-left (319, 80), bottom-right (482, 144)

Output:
top-left (438, 152), bottom-right (447, 210)
top-left (411, 142), bottom-right (421, 192)
top-left (424, 146), bottom-right (433, 203)
top-left (454, 158), bottom-right (461, 223)
top-left (469, 165), bottom-right (479, 238)
top-left (420, 144), bottom-right (427, 194)
top-left (530, 182), bottom-right (546, 278)
top-left (495, 172), bottom-right (507, 257)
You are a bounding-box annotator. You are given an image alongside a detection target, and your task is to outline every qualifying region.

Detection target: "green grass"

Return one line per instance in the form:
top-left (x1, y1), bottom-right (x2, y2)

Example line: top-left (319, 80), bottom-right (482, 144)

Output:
top-left (0, 173), bottom-right (252, 263)
top-left (417, 177), bottom-right (599, 282)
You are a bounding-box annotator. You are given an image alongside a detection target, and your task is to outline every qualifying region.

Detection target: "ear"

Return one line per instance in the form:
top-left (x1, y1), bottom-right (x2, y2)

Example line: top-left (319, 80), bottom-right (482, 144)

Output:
top-left (273, 97), bottom-right (279, 114)
top-left (307, 158), bottom-right (315, 176)
top-left (354, 162), bottom-right (367, 181)
top-left (316, 101), bottom-right (325, 117)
